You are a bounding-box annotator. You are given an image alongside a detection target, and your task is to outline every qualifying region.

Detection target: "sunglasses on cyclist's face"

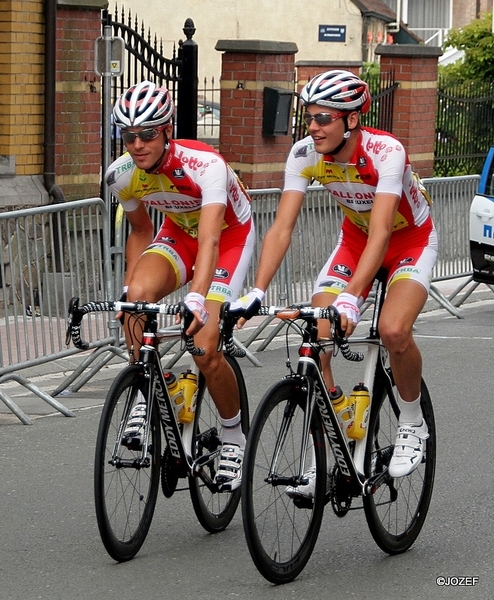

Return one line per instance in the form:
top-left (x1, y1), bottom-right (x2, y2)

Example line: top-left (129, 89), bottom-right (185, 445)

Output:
top-left (121, 127), bottom-right (163, 144)
top-left (303, 112), bottom-right (347, 126)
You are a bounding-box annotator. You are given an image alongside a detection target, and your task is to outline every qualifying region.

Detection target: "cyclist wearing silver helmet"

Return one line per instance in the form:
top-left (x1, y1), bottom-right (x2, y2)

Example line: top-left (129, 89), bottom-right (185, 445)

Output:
top-left (233, 69), bottom-right (437, 484)
top-left (106, 81), bottom-right (255, 491)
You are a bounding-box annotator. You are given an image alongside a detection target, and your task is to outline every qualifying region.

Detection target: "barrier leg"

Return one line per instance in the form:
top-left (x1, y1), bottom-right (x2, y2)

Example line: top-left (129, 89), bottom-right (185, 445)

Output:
top-left (0, 390), bottom-right (33, 425)
top-left (428, 285), bottom-right (464, 318)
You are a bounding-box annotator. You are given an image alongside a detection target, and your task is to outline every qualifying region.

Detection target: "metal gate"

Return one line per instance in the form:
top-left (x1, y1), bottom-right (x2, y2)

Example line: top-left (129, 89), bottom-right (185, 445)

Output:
top-left (434, 78), bottom-right (494, 177)
top-left (103, 7), bottom-right (199, 158)
top-left (101, 8), bottom-right (199, 245)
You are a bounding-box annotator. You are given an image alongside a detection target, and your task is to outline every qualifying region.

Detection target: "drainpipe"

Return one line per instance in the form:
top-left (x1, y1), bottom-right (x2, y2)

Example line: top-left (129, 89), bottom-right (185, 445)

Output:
top-left (43, 0), bottom-right (65, 204)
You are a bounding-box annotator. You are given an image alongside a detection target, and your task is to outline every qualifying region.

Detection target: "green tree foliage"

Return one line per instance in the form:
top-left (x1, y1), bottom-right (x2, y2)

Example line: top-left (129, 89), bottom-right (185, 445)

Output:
top-left (442, 12), bottom-right (494, 81)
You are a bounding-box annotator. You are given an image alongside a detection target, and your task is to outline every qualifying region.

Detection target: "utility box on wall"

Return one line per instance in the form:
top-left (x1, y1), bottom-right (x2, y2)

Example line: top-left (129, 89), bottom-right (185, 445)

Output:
top-left (262, 87), bottom-right (293, 136)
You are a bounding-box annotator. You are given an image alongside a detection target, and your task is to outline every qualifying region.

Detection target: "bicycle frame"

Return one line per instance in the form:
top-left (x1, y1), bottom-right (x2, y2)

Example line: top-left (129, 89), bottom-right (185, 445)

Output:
top-left (132, 316), bottom-right (222, 489)
top-left (270, 270), bottom-right (394, 497)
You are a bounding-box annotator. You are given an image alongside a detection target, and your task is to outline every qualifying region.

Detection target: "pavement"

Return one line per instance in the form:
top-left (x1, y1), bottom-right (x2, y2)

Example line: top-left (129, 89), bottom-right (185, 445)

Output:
top-left (1, 275), bottom-right (493, 426)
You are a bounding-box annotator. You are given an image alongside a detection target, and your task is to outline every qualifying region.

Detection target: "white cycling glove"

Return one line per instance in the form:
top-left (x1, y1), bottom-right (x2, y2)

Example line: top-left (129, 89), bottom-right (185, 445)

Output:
top-left (229, 288), bottom-right (265, 320)
top-left (184, 292), bottom-right (209, 325)
top-left (333, 292), bottom-right (362, 326)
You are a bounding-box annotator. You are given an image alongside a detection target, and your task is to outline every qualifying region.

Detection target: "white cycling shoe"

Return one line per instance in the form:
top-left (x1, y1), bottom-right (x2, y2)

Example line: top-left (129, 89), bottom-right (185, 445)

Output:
top-left (388, 420), bottom-right (429, 478)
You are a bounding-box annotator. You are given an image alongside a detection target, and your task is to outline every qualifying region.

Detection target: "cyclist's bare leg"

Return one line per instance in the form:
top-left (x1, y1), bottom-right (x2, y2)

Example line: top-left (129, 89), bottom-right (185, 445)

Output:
top-left (378, 279), bottom-right (428, 402)
top-left (128, 261), bottom-right (240, 420)
top-left (312, 291), bottom-right (338, 390)
top-left (192, 299), bottom-right (240, 420)
top-left (125, 253), bottom-right (177, 359)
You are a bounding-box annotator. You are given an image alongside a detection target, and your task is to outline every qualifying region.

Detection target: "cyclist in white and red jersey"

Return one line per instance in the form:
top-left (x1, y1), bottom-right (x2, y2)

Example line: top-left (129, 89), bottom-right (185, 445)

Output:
top-left (106, 81), bottom-right (255, 491)
top-left (233, 70), bottom-right (438, 485)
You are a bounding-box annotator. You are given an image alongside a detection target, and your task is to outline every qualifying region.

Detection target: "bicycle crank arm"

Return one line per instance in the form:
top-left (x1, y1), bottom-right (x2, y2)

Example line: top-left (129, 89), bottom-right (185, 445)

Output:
top-left (191, 449), bottom-right (222, 479)
top-left (364, 469), bottom-right (392, 495)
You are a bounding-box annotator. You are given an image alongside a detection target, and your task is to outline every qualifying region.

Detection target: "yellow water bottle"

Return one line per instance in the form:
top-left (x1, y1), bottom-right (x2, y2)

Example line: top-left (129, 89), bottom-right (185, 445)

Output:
top-left (329, 385), bottom-right (354, 437)
top-left (164, 371), bottom-right (185, 420)
top-left (347, 383), bottom-right (371, 440)
top-left (178, 370), bottom-right (198, 424)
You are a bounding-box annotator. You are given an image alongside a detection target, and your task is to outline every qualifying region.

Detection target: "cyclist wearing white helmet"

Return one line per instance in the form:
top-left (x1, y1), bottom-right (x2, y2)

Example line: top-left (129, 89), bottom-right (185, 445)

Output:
top-left (233, 69), bottom-right (438, 483)
top-left (106, 81), bottom-right (255, 492)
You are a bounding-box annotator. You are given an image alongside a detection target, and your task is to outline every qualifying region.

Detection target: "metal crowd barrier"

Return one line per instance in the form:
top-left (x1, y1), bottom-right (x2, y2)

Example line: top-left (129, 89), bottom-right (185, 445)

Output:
top-left (242, 175), bottom-right (483, 346)
top-left (424, 174), bottom-right (492, 312)
top-left (0, 198), bottom-right (124, 423)
top-left (0, 175), bottom-right (484, 423)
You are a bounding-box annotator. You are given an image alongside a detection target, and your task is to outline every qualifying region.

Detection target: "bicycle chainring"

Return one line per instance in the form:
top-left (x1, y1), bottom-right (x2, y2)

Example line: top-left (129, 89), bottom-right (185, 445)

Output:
top-left (161, 446), bottom-right (186, 498)
top-left (329, 464), bottom-right (353, 517)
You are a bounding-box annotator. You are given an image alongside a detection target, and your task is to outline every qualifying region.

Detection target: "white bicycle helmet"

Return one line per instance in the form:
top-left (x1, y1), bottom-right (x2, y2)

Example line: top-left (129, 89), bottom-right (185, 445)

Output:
top-left (301, 70), bottom-right (371, 114)
top-left (113, 81), bottom-right (175, 128)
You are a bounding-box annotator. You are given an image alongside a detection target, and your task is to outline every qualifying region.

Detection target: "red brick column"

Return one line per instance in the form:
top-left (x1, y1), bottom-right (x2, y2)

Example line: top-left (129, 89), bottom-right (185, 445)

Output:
top-left (215, 40), bottom-right (298, 189)
top-left (375, 44), bottom-right (442, 177)
top-left (56, 2), bottom-right (103, 200)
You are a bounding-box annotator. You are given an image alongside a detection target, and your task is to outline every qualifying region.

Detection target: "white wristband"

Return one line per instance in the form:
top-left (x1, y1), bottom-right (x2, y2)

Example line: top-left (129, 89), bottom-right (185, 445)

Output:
top-left (184, 292), bottom-right (209, 324)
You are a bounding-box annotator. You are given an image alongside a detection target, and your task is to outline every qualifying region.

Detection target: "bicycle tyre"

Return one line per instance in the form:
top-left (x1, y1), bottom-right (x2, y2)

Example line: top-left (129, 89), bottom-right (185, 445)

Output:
top-left (94, 365), bottom-right (161, 562)
top-left (363, 374), bottom-right (436, 554)
top-left (189, 354), bottom-right (249, 532)
top-left (241, 379), bottom-right (326, 584)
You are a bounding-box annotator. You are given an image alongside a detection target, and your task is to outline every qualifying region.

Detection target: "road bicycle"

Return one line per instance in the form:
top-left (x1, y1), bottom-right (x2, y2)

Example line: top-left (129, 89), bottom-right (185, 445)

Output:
top-left (241, 269), bottom-right (436, 584)
top-left (66, 298), bottom-right (248, 562)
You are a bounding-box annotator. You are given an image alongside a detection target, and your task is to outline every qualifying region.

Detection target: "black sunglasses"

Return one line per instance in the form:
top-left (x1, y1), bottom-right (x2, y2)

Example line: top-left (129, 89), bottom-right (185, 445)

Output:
top-left (121, 127), bottom-right (163, 144)
top-left (303, 112), bottom-right (346, 126)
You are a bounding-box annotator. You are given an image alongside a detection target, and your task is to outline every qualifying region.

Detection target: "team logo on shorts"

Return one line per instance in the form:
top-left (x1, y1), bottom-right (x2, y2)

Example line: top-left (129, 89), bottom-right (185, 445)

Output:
top-left (398, 257), bottom-right (414, 265)
top-left (172, 168), bottom-right (186, 179)
top-left (333, 264), bottom-right (352, 277)
top-left (214, 267), bottom-right (229, 279)
top-left (157, 236), bottom-right (176, 245)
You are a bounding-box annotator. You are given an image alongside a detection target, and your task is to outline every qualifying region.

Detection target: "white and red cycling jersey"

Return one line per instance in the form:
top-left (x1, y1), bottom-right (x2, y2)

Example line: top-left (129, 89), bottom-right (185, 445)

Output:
top-left (285, 127), bottom-right (432, 233)
top-left (106, 138), bottom-right (252, 238)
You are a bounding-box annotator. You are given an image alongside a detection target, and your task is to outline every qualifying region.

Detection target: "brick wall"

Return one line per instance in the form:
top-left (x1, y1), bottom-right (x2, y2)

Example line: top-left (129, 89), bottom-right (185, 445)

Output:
top-left (0, 1), bottom-right (45, 177)
top-left (55, 4), bottom-right (101, 200)
top-left (453, 0), bottom-right (491, 27)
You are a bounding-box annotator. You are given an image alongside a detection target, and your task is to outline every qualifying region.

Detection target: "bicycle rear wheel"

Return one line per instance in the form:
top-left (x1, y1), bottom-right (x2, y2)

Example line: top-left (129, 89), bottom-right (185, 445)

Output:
top-left (94, 365), bottom-right (161, 562)
top-left (189, 355), bottom-right (249, 532)
top-left (363, 373), bottom-right (436, 554)
top-left (242, 379), bottom-right (326, 584)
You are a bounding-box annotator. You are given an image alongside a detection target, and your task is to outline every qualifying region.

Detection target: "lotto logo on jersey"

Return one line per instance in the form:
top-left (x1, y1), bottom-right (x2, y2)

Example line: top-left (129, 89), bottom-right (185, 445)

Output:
top-left (177, 150), bottom-right (209, 171)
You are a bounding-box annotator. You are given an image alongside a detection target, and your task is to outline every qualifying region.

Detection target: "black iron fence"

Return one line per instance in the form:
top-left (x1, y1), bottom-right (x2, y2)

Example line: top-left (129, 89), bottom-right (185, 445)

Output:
top-left (434, 77), bottom-right (494, 177)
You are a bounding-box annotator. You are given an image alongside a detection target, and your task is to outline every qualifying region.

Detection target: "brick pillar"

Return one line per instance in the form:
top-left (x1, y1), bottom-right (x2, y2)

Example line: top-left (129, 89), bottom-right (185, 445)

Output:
top-left (375, 44), bottom-right (442, 177)
top-left (215, 40), bottom-right (298, 189)
top-left (56, 1), bottom-right (105, 200)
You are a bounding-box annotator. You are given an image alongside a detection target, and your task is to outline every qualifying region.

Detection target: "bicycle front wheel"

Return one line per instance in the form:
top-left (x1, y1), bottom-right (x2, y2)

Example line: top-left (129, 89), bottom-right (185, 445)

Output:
top-left (94, 365), bottom-right (161, 562)
top-left (189, 354), bottom-right (249, 532)
top-left (363, 375), bottom-right (436, 554)
top-left (242, 379), bottom-right (326, 584)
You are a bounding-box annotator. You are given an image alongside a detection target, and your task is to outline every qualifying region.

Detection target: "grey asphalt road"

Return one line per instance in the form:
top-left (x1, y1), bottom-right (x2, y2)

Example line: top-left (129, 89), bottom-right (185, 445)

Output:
top-left (2, 297), bottom-right (494, 600)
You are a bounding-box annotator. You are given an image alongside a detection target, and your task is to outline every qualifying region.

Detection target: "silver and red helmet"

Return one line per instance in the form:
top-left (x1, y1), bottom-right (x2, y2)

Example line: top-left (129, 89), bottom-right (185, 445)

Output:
top-left (113, 81), bottom-right (175, 128)
top-left (300, 70), bottom-right (371, 114)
